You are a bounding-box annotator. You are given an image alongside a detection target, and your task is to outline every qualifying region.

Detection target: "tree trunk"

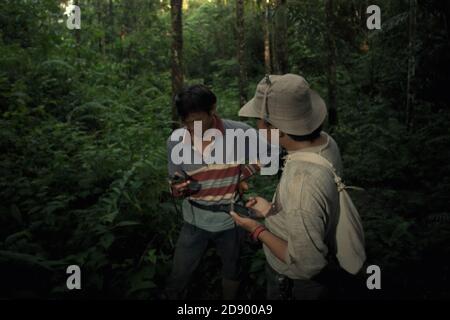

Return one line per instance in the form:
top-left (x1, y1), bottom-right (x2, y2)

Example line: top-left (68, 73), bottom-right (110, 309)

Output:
top-left (74, 0), bottom-right (81, 58)
top-left (171, 0), bottom-right (184, 130)
top-left (96, 0), bottom-right (105, 55)
top-left (264, 0), bottom-right (272, 74)
top-left (108, 0), bottom-right (114, 49)
top-left (236, 0), bottom-right (247, 107)
top-left (406, 0), bottom-right (417, 131)
top-left (325, 0), bottom-right (338, 126)
top-left (273, 0), bottom-right (288, 74)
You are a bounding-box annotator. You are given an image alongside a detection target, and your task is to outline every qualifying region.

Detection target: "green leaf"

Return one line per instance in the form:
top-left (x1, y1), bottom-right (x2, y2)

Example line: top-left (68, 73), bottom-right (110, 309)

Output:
top-left (99, 233), bottom-right (115, 250)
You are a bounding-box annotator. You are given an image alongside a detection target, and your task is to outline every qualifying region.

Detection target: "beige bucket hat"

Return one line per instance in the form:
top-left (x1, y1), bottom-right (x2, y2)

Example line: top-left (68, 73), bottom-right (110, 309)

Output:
top-left (239, 74), bottom-right (327, 136)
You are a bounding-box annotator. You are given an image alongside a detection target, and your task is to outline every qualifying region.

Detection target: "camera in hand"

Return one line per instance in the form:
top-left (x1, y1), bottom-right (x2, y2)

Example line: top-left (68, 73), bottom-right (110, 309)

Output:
top-left (171, 170), bottom-right (201, 194)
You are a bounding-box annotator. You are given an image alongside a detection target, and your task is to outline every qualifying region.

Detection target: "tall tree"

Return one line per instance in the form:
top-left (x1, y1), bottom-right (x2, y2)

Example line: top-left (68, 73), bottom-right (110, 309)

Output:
top-left (171, 0), bottom-right (184, 129)
top-left (74, 0), bottom-right (81, 58)
top-left (95, 0), bottom-right (106, 55)
top-left (264, 0), bottom-right (272, 74)
top-left (236, 0), bottom-right (247, 106)
top-left (107, 0), bottom-right (114, 49)
top-left (325, 0), bottom-right (337, 126)
top-left (272, 0), bottom-right (288, 74)
top-left (406, 0), bottom-right (417, 130)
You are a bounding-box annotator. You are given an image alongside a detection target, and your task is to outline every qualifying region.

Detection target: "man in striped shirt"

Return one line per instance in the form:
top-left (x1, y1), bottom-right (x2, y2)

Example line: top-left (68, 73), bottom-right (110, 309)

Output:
top-left (164, 84), bottom-right (259, 299)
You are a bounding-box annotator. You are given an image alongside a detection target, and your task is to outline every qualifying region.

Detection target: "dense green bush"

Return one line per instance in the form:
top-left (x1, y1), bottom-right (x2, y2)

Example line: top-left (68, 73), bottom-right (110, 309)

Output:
top-left (0, 0), bottom-right (449, 299)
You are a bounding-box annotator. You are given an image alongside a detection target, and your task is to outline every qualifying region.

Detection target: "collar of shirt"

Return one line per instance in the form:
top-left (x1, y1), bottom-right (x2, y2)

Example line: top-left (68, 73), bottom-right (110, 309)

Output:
top-left (181, 115), bottom-right (226, 155)
top-left (283, 132), bottom-right (330, 159)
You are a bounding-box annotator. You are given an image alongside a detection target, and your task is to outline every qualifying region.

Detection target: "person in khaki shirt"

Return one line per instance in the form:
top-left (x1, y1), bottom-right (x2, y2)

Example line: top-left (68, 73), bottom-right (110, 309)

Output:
top-left (231, 74), bottom-right (343, 300)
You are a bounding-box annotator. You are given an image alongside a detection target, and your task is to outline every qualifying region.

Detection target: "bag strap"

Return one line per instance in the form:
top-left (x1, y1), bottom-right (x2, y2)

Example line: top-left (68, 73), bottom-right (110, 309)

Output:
top-left (284, 152), bottom-right (363, 192)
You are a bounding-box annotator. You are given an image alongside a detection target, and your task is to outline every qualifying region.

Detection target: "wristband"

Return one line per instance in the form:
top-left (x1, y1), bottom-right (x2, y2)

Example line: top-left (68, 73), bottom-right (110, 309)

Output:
top-left (254, 227), bottom-right (267, 241)
top-left (251, 225), bottom-right (267, 242)
top-left (250, 225), bottom-right (264, 239)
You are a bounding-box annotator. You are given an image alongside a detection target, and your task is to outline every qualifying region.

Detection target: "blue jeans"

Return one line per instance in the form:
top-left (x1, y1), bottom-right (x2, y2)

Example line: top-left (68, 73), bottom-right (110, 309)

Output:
top-left (165, 222), bottom-right (243, 299)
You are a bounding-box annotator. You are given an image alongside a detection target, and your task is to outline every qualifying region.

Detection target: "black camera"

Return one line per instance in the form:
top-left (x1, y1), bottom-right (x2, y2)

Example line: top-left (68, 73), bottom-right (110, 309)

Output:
top-left (170, 170), bottom-right (201, 193)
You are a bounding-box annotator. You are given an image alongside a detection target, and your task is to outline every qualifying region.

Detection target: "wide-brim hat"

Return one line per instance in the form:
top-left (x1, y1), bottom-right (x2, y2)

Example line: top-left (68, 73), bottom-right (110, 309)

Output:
top-left (239, 74), bottom-right (327, 136)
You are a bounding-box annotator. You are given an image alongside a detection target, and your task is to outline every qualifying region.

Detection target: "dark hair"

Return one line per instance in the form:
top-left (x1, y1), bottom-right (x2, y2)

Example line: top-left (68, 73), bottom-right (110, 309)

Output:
top-left (174, 84), bottom-right (217, 120)
top-left (287, 125), bottom-right (323, 142)
top-left (263, 119), bottom-right (323, 142)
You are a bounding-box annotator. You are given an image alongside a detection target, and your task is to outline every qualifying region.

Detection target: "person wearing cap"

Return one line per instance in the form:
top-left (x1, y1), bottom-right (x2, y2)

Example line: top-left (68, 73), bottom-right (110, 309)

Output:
top-left (230, 74), bottom-right (344, 300)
